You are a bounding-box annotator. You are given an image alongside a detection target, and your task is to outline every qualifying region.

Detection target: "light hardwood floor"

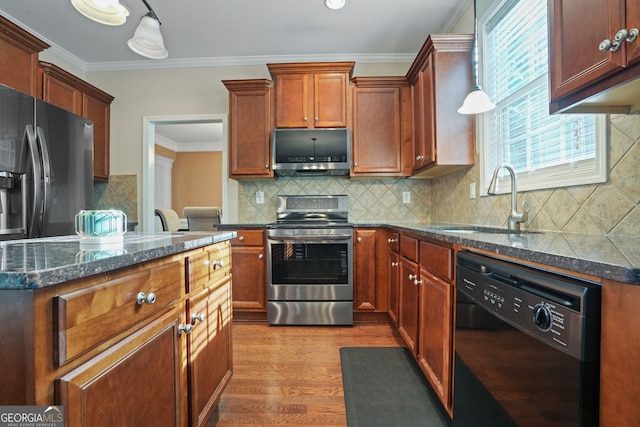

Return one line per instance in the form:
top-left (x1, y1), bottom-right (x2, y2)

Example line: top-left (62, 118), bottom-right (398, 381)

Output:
top-left (207, 321), bottom-right (404, 426)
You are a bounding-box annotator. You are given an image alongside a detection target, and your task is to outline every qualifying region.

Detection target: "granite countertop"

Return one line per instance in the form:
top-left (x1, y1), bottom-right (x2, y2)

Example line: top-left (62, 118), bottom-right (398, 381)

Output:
top-left (218, 222), bottom-right (640, 285)
top-left (379, 223), bottom-right (640, 285)
top-left (0, 231), bottom-right (236, 290)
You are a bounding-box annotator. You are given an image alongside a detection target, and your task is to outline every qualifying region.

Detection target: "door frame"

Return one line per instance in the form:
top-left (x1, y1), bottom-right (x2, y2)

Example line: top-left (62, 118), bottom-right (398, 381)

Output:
top-left (141, 114), bottom-right (237, 232)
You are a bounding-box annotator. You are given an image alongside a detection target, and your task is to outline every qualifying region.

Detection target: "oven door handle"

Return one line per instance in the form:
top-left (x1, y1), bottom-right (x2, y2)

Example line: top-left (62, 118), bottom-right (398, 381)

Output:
top-left (268, 234), bottom-right (352, 242)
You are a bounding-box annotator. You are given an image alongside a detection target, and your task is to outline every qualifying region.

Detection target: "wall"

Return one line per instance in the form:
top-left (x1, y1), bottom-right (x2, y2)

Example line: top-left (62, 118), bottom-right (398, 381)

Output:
top-left (172, 151), bottom-right (223, 216)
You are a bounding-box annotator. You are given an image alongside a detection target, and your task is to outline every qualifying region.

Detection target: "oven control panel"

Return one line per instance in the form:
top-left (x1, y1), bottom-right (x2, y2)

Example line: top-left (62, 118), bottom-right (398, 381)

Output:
top-left (456, 251), bottom-right (600, 361)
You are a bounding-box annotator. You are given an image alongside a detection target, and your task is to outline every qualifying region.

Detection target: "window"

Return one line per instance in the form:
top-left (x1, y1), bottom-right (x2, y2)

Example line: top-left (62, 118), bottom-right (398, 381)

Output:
top-left (479, 0), bottom-right (606, 194)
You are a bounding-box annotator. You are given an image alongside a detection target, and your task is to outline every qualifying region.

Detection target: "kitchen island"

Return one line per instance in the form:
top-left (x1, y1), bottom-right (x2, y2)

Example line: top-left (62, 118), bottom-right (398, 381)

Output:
top-left (0, 231), bottom-right (236, 427)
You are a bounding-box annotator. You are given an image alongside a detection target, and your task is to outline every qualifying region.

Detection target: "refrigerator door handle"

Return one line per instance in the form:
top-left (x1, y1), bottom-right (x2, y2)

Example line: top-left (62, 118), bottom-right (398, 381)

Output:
top-left (36, 126), bottom-right (52, 232)
top-left (25, 125), bottom-right (43, 238)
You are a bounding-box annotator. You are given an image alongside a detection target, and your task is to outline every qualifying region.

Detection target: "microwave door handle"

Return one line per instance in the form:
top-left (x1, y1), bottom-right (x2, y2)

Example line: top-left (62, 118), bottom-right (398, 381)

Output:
top-left (25, 125), bottom-right (42, 238)
top-left (36, 127), bottom-right (52, 232)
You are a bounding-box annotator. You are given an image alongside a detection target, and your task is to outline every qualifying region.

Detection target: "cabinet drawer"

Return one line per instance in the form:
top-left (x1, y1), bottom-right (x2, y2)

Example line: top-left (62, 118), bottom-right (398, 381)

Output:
top-left (186, 243), bottom-right (231, 293)
top-left (231, 229), bottom-right (264, 246)
top-left (53, 260), bottom-right (183, 367)
top-left (420, 241), bottom-right (453, 281)
top-left (387, 232), bottom-right (399, 253)
top-left (400, 235), bottom-right (418, 262)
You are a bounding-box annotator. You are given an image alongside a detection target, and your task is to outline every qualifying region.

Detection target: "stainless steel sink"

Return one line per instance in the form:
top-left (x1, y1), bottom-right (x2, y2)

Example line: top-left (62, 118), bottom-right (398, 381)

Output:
top-left (422, 225), bottom-right (541, 235)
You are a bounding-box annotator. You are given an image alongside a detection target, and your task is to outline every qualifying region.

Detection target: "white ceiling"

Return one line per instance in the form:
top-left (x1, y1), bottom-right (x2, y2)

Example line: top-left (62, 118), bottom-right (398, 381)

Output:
top-left (0, 0), bottom-right (470, 145)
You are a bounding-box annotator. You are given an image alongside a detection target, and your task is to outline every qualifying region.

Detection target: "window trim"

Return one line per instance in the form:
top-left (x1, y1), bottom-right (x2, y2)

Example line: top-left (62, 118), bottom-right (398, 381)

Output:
top-left (477, 0), bottom-right (608, 196)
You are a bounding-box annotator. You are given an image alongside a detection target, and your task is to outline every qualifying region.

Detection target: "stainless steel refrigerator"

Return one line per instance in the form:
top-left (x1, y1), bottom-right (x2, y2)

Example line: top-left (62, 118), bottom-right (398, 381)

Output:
top-left (0, 84), bottom-right (93, 240)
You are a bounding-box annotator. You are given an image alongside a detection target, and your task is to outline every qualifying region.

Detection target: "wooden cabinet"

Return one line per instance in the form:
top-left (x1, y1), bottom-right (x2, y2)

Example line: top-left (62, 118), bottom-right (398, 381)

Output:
top-left (353, 228), bottom-right (378, 311)
top-left (0, 241), bottom-right (233, 427)
top-left (386, 231), bottom-right (400, 326)
top-left (351, 77), bottom-right (413, 177)
top-left (0, 16), bottom-right (49, 96)
top-left (186, 277), bottom-right (232, 427)
top-left (548, 0), bottom-right (640, 113)
top-left (406, 34), bottom-right (475, 178)
top-left (223, 79), bottom-right (273, 179)
top-left (267, 62), bottom-right (354, 128)
top-left (56, 306), bottom-right (185, 427)
top-left (397, 235), bottom-right (420, 354)
top-left (417, 240), bottom-right (454, 416)
top-left (600, 279), bottom-right (640, 426)
top-left (40, 62), bottom-right (114, 181)
top-left (229, 228), bottom-right (267, 316)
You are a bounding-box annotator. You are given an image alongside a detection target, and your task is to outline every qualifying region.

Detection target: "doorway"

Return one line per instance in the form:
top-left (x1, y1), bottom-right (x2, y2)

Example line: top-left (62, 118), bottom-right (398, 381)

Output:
top-left (142, 114), bottom-right (238, 232)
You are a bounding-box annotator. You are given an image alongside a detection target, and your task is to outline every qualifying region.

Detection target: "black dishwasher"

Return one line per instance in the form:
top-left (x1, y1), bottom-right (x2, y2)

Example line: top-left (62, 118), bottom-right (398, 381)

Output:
top-left (453, 251), bottom-right (601, 427)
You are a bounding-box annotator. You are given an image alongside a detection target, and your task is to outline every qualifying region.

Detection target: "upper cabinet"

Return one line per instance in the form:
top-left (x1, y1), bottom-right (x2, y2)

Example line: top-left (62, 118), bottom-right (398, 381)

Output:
top-left (406, 34), bottom-right (475, 178)
top-left (268, 62), bottom-right (354, 128)
top-left (548, 0), bottom-right (640, 113)
top-left (223, 79), bottom-right (273, 179)
top-left (351, 77), bottom-right (413, 177)
top-left (40, 62), bottom-right (114, 181)
top-left (0, 16), bottom-right (49, 96)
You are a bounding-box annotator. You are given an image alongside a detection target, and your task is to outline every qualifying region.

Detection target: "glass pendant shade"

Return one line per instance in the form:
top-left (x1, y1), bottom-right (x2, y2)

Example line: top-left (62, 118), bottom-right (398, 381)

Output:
top-left (127, 14), bottom-right (168, 59)
top-left (71, 0), bottom-right (129, 25)
top-left (458, 85), bottom-right (496, 114)
top-left (325, 0), bottom-right (346, 10)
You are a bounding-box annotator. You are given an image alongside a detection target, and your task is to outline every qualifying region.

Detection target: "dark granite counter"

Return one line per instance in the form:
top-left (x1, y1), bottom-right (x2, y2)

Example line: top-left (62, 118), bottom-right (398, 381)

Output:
top-left (371, 223), bottom-right (640, 285)
top-left (0, 231), bottom-right (236, 290)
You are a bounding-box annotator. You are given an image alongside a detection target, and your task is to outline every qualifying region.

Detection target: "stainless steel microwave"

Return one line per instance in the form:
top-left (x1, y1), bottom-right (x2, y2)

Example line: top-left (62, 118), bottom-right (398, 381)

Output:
top-left (271, 128), bottom-right (351, 177)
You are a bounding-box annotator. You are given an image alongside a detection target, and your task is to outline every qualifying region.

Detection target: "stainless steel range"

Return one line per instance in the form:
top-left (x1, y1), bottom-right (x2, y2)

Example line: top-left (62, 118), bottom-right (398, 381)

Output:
top-left (266, 195), bottom-right (353, 325)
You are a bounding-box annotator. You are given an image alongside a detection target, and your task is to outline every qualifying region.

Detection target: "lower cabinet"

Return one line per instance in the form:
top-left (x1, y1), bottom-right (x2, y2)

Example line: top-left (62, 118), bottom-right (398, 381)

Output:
top-left (56, 306), bottom-right (185, 427)
top-left (186, 277), bottom-right (232, 427)
top-left (229, 229), bottom-right (266, 316)
top-left (354, 228), bottom-right (379, 311)
top-left (397, 235), bottom-right (420, 354)
top-left (1, 241), bottom-right (233, 427)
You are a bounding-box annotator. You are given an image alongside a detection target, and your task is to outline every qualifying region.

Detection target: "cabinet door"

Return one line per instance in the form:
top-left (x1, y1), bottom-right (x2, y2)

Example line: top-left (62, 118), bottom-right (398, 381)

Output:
top-left (398, 257), bottom-right (420, 354)
top-left (388, 250), bottom-right (400, 326)
top-left (56, 307), bottom-right (184, 427)
top-left (314, 73), bottom-right (348, 128)
top-left (354, 229), bottom-right (377, 311)
top-left (187, 279), bottom-right (233, 427)
top-left (227, 84), bottom-right (273, 178)
top-left (628, 0), bottom-right (640, 65)
top-left (42, 74), bottom-right (82, 114)
top-left (414, 56), bottom-right (435, 171)
top-left (352, 87), bottom-right (402, 174)
top-left (418, 268), bottom-right (454, 414)
top-left (548, 0), bottom-right (626, 101)
top-left (83, 93), bottom-right (111, 181)
top-left (231, 245), bottom-right (266, 311)
top-left (274, 74), bottom-right (309, 128)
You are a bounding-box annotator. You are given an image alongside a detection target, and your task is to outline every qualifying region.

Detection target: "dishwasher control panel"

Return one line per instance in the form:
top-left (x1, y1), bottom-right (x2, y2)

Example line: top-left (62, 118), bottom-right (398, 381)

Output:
top-left (456, 251), bottom-right (601, 361)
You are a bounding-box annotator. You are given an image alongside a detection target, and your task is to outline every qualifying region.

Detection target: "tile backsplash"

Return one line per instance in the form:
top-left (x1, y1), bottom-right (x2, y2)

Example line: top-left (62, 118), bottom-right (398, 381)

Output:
top-left (237, 177), bottom-right (431, 224)
top-left (237, 114), bottom-right (639, 237)
top-left (93, 174), bottom-right (137, 222)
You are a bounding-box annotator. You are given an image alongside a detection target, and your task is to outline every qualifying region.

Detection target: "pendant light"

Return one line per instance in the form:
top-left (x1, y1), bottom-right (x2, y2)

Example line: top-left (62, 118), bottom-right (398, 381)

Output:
top-left (458, 0), bottom-right (495, 115)
top-left (127, 0), bottom-right (168, 59)
top-left (71, 0), bottom-right (129, 26)
top-left (324, 0), bottom-right (346, 10)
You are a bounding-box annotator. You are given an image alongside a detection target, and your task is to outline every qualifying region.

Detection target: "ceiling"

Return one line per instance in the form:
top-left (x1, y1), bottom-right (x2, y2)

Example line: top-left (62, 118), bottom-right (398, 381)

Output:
top-left (0, 0), bottom-right (470, 145)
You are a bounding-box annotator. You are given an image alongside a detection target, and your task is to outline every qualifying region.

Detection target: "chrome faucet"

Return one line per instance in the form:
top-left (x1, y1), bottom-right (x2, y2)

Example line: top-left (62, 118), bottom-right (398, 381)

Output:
top-left (487, 164), bottom-right (529, 231)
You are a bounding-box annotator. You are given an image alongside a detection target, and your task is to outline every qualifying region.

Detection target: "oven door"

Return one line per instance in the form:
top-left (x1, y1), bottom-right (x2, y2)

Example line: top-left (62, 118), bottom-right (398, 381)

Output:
top-left (266, 227), bottom-right (353, 301)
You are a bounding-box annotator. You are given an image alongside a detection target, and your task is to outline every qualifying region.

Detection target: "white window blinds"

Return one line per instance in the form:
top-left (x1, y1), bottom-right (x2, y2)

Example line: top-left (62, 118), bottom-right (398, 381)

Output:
top-left (480, 0), bottom-right (606, 193)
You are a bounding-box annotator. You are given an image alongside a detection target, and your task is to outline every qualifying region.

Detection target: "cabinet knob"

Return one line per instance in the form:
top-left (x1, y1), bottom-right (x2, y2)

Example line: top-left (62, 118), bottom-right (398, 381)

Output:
top-left (387, 238), bottom-right (397, 243)
top-left (391, 262), bottom-right (398, 267)
top-left (191, 313), bottom-right (206, 325)
top-left (304, 117), bottom-right (308, 122)
top-left (212, 259), bottom-right (225, 270)
top-left (416, 155), bottom-right (424, 161)
top-left (354, 162), bottom-right (358, 167)
top-left (238, 236), bottom-right (244, 241)
top-left (600, 28), bottom-right (639, 52)
top-left (414, 279), bottom-right (423, 286)
top-left (178, 324), bottom-right (193, 335)
top-left (258, 254), bottom-right (264, 259)
top-left (265, 164), bottom-right (269, 169)
top-left (357, 237), bottom-right (362, 242)
top-left (136, 292), bottom-right (156, 305)
top-left (315, 117), bottom-right (319, 122)
top-left (408, 274), bottom-right (418, 280)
